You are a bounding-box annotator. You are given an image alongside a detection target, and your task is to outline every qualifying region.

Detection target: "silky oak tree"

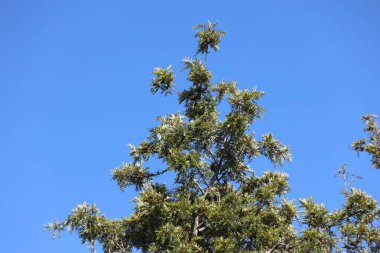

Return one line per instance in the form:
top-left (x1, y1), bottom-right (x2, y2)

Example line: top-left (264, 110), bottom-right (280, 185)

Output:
top-left (47, 21), bottom-right (380, 253)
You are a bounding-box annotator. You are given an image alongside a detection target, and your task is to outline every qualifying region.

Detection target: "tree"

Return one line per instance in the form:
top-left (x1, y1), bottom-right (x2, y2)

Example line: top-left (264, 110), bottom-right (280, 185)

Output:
top-left (46, 21), bottom-right (380, 253)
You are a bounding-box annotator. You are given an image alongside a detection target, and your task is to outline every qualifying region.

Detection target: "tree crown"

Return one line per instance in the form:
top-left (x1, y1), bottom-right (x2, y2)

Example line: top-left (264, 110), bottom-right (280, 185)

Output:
top-left (46, 21), bottom-right (380, 253)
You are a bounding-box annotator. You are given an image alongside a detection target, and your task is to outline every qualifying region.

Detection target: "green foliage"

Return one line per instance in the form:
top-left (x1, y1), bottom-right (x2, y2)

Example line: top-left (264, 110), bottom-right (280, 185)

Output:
top-left (299, 197), bottom-right (335, 252)
top-left (46, 203), bottom-right (130, 253)
top-left (112, 163), bottom-right (149, 191)
top-left (193, 21), bottom-right (226, 57)
top-left (47, 21), bottom-right (380, 253)
top-left (352, 114), bottom-right (380, 169)
top-left (332, 188), bottom-right (380, 252)
top-left (151, 65), bottom-right (175, 96)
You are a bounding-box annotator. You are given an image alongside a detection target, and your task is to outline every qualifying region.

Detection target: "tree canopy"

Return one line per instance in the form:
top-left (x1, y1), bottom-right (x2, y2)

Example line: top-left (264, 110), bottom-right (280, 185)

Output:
top-left (47, 21), bottom-right (380, 253)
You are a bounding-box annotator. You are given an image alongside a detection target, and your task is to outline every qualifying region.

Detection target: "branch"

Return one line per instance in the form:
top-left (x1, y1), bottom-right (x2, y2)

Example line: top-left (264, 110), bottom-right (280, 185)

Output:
top-left (205, 147), bottom-right (218, 166)
top-left (146, 168), bottom-right (170, 178)
top-left (169, 87), bottom-right (181, 95)
top-left (266, 240), bottom-right (288, 253)
top-left (193, 179), bottom-right (206, 195)
top-left (196, 168), bottom-right (218, 199)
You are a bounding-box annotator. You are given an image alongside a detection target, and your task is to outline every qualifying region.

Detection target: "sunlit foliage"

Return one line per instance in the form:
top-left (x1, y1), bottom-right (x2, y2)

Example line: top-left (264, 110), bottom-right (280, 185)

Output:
top-left (47, 21), bottom-right (380, 253)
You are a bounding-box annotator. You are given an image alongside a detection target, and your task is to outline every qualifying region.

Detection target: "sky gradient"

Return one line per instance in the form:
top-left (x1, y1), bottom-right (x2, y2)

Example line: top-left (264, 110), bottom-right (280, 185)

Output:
top-left (1, 1), bottom-right (380, 252)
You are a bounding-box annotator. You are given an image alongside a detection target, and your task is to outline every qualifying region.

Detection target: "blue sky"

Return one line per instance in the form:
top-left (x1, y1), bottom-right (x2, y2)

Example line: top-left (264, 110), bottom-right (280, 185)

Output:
top-left (1, 1), bottom-right (379, 252)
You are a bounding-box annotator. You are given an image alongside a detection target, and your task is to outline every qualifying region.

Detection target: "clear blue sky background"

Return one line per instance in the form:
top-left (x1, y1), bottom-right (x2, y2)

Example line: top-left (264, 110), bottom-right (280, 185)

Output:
top-left (1, 1), bottom-right (379, 252)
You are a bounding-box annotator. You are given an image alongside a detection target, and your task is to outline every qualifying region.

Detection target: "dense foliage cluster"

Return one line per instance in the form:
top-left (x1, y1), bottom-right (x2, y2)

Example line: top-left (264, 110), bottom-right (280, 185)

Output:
top-left (352, 115), bottom-right (380, 169)
top-left (47, 22), bottom-right (380, 253)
